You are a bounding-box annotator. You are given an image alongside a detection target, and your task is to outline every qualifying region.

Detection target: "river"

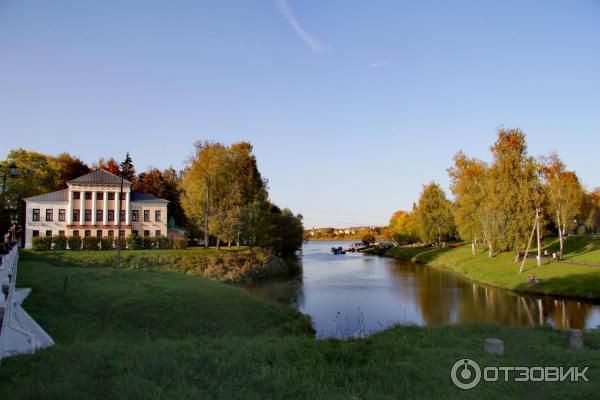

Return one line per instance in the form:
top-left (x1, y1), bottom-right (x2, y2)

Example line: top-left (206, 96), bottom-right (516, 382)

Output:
top-left (242, 240), bottom-right (600, 338)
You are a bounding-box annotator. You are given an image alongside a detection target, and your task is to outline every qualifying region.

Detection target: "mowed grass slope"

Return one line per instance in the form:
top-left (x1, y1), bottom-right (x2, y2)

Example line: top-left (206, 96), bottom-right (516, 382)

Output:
top-left (1, 252), bottom-right (599, 399)
top-left (383, 236), bottom-right (600, 299)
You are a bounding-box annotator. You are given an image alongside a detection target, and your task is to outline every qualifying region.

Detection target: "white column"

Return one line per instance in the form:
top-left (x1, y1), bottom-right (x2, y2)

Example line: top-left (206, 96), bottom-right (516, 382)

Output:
top-left (91, 191), bottom-right (97, 225)
top-left (115, 192), bottom-right (120, 224)
top-left (79, 191), bottom-right (85, 225)
top-left (125, 192), bottom-right (131, 225)
top-left (103, 191), bottom-right (108, 225)
top-left (67, 190), bottom-right (73, 224)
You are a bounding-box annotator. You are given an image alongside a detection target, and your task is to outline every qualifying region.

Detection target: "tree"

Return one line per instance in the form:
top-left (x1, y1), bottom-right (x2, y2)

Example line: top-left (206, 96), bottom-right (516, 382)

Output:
top-left (485, 128), bottom-right (541, 258)
top-left (416, 182), bottom-right (456, 245)
top-left (135, 167), bottom-right (186, 227)
top-left (93, 157), bottom-right (120, 175)
top-left (386, 210), bottom-right (419, 244)
top-left (539, 152), bottom-right (584, 257)
top-left (50, 153), bottom-right (90, 189)
top-left (448, 152), bottom-right (487, 255)
top-left (119, 152), bottom-right (136, 183)
top-left (361, 233), bottom-right (376, 246)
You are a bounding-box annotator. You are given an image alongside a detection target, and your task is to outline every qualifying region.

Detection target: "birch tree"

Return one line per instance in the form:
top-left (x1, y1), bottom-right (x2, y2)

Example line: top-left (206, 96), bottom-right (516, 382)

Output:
top-left (540, 152), bottom-right (583, 257)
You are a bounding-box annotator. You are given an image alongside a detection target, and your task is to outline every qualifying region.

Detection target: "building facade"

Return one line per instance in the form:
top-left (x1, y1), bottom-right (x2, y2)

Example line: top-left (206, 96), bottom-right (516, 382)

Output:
top-left (23, 169), bottom-right (169, 248)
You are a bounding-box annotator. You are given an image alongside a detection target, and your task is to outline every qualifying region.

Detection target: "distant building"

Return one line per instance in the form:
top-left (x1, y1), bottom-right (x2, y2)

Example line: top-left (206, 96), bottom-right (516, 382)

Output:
top-left (23, 169), bottom-right (168, 248)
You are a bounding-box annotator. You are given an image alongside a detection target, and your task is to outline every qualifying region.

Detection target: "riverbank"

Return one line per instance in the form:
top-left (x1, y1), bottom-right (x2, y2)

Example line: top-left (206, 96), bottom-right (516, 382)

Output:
top-left (21, 247), bottom-right (295, 283)
top-left (1, 254), bottom-right (599, 399)
top-left (367, 236), bottom-right (600, 300)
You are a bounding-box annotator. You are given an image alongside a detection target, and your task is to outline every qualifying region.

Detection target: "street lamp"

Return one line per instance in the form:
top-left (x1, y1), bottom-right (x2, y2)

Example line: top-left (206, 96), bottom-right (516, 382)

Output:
top-left (1, 162), bottom-right (18, 245)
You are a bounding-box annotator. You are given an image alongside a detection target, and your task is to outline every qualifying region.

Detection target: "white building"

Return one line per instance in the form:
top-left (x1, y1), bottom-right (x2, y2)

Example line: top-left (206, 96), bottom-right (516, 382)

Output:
top-left (23, 169), bottom-right (168, 248)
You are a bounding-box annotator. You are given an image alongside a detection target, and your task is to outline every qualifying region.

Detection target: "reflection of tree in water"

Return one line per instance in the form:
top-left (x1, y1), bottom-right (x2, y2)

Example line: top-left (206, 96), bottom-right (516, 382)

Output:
top-left (414, 267), bottom-right (455, 325)
top-left (456, 284), bottom-right (594, 329)
top-left (236, 255), bottom-right (304, 307)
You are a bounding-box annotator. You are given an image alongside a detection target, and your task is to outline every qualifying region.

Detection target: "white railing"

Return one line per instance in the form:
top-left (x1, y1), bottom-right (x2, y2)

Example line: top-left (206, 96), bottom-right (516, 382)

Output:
top-left (0, 244), bottom-right (54, 364)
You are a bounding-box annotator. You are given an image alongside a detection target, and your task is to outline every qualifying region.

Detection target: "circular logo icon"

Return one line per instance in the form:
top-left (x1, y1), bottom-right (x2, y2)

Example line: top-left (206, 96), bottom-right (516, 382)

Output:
top-left (451, 359), bottom-right (481, 390)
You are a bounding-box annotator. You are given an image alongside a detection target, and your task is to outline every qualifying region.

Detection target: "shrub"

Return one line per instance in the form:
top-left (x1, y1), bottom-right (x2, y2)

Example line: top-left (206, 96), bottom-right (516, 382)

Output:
top-left (32, 236), bottom-right (52, 251)
top-left (127, 235), bottom-right (144, 250)
top-left (82, 236), bottom-right (100, 250)
top-left (114, 237), bottom-right (127, 250)
top-left (143, 237), bottom-right (157, 249)
top-left (171, 236), bottom-right (187, 249)
top-left (157, 236), bottom-right (170, 249)
top-left (67, 236), bottom-right (82, 250)
top-left (52, 235), bottom-right (67, 250)
top-left (100, 236), bottom-right (113, 250)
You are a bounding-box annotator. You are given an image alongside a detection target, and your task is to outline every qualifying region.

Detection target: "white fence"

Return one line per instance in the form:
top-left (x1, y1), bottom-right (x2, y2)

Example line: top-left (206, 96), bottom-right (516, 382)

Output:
top-left (0, 244), bottom-right (54, 363)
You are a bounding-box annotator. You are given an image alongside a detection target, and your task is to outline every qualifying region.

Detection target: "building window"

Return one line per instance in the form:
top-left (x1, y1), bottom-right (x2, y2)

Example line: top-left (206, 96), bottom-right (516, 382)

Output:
top-left (120, 210), bottom-right (126, 222)
top-left (58, 230), bottom-right (65, 236)
top-left (73, 209), bottom-right (80, 222)
top-left (46, 230), bottom-right (52, 237)
top-left (155, 230), bottom-right (161, 237)
top-left (85, 191), bottom-right (92, 200)
top-left (97, 192), bottom-right (104, 200)
top-left (132, 210), bottom-right (139, 222)
top-left (32, 209), bottom-right (40, 221)
top-left (85, 230), bottom-right (91, 237)
top-left (32, 230), bottom-right (39, 237)
top-left (73, 191), bottom-right (80, 200)
top-left (85, 210), bottom-right (92, 221)
top-left (46, 209), bottom-right (53, 221)
top-left (73, 230), bottom-right (80, 236)
top-left (96, 230), bottom-right (102, 237)
top-left (59, 209), bottom-right (66, 221)
top-left (96, 210), bottom-right (103, 222)
top-left (155, 210), bottom-right (161, 222)
top-left (144, 230), bottom-right (150, 237)
top-left (120, 192), bottom-right (126, 200)
top-left (108, 210), bottom-right (114, 221)
top-left (108, 192), bottom-right (115, 200)
top-left (144, 210), bottom-right (150, 222)
top-left (132, 230), bottom-right (138, 236)
top-left (108, 230), bottom-right (114, 237)
top-left (119, 230), bottom-right (125, 237)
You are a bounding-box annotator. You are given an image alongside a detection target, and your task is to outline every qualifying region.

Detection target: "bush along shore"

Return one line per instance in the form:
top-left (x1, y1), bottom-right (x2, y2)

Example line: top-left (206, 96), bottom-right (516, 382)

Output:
top-left (366, 236), bottom-right (600, 300)
top-left (22, 247), bottom-right (295, 283)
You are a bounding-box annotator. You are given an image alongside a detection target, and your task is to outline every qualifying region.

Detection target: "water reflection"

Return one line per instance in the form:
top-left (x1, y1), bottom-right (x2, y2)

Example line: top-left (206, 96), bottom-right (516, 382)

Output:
top-left (241, 241), bottom-right (600, 338)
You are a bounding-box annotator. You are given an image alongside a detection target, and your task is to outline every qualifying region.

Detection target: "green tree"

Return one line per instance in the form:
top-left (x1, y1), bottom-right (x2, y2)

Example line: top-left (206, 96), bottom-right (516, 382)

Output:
top-left (416, 182), bottom-right (456, 245)
top-left (119, 152), bottom-right (136, 183)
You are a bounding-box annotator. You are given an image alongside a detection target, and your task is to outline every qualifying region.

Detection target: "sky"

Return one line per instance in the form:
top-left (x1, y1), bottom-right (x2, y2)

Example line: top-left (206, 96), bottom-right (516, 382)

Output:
top-left (1, 1), bottom-right (599, 228)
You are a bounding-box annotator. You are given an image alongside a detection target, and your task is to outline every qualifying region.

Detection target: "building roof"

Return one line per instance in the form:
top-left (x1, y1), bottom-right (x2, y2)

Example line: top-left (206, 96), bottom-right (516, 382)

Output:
top-left (24, 189), bottom-right (69, 202)
top-left (130, 192), bottom-right (169, 203)
top-left (68, 169), bottom-right (131, 185)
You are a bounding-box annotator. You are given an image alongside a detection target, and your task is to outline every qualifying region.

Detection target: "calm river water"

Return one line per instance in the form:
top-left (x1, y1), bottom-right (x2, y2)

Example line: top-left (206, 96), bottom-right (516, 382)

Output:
top-left (243, 241), bottom-right (600, 338)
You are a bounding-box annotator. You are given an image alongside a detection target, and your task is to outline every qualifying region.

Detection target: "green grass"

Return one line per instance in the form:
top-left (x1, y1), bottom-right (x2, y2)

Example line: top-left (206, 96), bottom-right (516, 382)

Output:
top-left (382, 236), bottom-right (600, 299)
top-left (1, 253), bottom-right (600, 399)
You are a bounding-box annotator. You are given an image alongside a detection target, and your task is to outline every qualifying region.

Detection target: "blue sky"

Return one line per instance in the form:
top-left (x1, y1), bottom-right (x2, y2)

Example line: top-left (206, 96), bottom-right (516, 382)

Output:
top-left (1, 1), bottom-right (599, 228)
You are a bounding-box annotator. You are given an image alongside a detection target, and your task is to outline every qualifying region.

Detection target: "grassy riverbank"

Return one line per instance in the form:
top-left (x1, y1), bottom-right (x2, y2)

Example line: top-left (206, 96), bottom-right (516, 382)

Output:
top-left (22, 247), bottom-right (294, 282)
top-left (369, 236), bottom-right (600, 299)
top-left (1, 252), bottom-right (600, 398)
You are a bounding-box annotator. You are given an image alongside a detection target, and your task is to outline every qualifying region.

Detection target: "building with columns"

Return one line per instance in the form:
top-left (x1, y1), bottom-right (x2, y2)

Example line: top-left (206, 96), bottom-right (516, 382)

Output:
top-left (23, 169), bottom-right (168, 248)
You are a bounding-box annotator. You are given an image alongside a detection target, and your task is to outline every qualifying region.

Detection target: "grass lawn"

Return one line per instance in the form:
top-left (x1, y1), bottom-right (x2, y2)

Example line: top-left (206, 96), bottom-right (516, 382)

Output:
top-left (381, 236), bottom-right (600, 299)
top-left (1, 253), bottom-right (600, 399)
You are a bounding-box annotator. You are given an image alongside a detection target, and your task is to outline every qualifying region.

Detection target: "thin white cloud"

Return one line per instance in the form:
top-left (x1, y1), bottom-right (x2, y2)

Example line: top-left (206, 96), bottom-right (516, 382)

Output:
top-left (369, 61), bottom-right (389, 68)
top-left (275, 0), bottom-right (325, 52)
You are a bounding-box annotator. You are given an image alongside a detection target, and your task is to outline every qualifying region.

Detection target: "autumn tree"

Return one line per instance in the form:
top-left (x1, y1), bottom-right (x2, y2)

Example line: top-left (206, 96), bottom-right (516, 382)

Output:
top-left (50, 153), bottom-right (90, 189)
top-left (416, 182), bottom-right (456, 245)
top-left (135, 167), bottom-right (186, 227)
top-left (93, 157), bottom-right (120, 175)
top-left (386, 210), bottom-right (419, 244)
top-left (448, 152), bottom-right (487, 255)
top-left (485, 129), bottom-right (542, 258)
top-left (539, 152), bottom-right (584, 256)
